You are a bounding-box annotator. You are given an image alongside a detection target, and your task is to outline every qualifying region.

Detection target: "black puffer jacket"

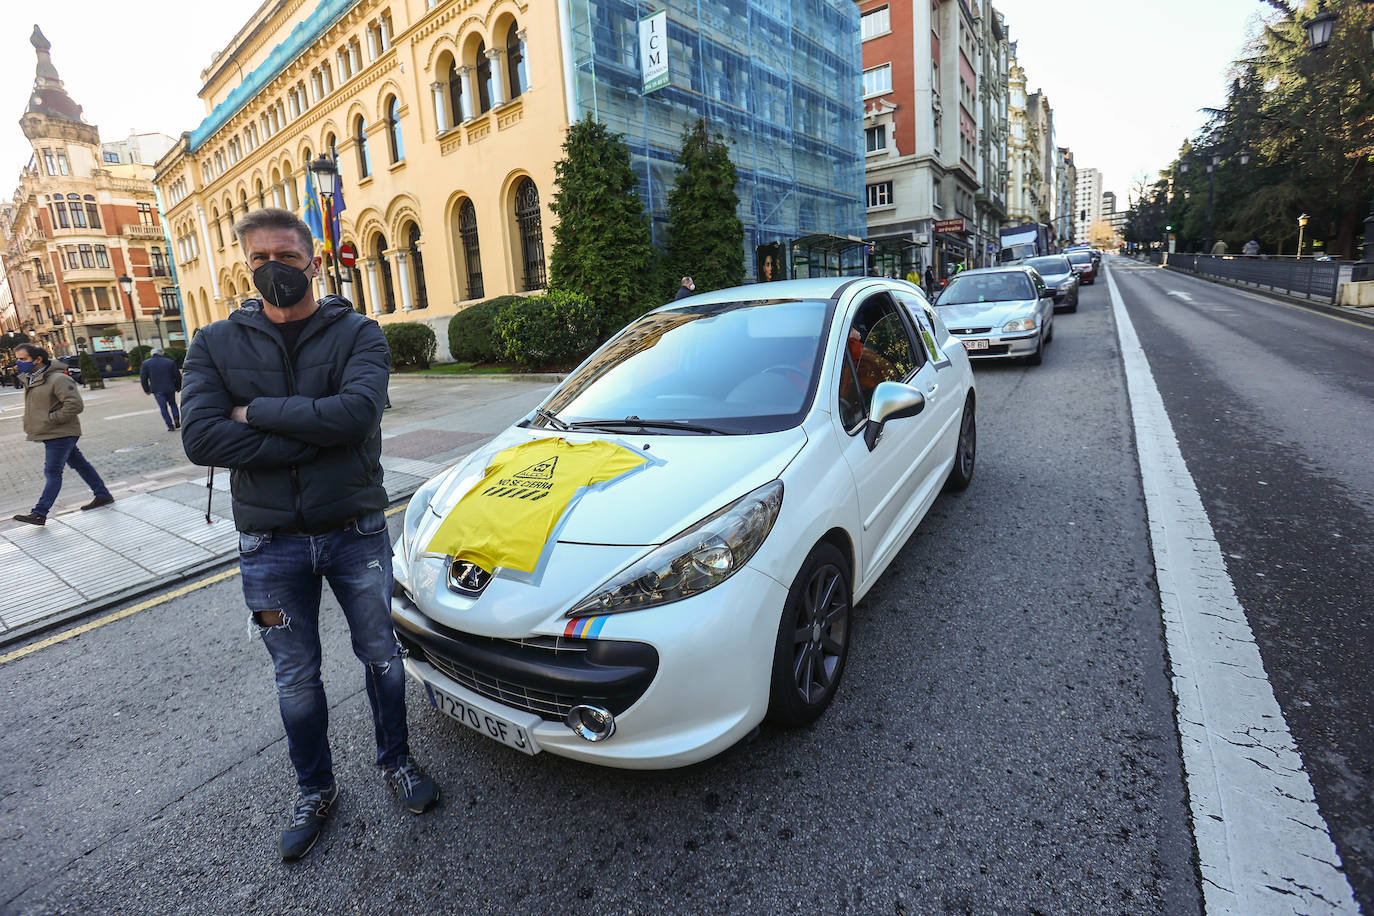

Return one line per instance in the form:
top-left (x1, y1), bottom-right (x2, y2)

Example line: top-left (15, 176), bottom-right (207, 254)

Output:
top-left (180, 296), bottom-right (390, 532)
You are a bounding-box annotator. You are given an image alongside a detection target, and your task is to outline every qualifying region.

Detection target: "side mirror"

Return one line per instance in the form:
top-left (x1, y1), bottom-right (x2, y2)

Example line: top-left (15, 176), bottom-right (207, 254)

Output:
top-left (864, 381), bottom-right (925, 450)
top-left (1040, 288), bottom-right (1055, 298)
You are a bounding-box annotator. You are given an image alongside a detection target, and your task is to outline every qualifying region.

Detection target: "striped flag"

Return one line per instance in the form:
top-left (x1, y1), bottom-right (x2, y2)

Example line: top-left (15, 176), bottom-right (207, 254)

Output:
top-left (329, 169), bottom-right (345, 248)
top-left (301, 169), bottom-right (325, 244)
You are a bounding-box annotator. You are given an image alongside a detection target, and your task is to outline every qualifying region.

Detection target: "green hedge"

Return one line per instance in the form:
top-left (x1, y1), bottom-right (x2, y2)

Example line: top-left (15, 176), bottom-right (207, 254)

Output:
top-left (383, 322), bottom-right (437, 369)
top-left (447, 296), bottom-right (521, 363)
top-left (163, 346), bottom-right (187, 368)
top-left (127, 345), bottom-right (153, 369)
top-left (494, 290), bottom-right (601, 368)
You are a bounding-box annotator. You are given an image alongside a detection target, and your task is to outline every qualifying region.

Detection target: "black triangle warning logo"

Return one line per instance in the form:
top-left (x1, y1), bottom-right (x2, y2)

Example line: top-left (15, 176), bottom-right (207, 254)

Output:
top-left (513, 456), bottom-right (558, 480)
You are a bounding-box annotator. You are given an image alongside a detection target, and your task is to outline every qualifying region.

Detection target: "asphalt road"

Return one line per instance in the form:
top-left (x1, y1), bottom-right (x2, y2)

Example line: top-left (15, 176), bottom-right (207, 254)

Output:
top-left (5, 261), bottom-right (1362, 913)
top-left (1111, 258), bottom-right (1374, 910)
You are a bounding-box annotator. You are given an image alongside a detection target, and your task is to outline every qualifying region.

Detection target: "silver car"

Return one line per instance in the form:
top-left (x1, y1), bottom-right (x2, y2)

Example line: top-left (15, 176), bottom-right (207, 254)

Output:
top-left (933, 267), bottom-right (1055, 365)
top-left (1022, 255), bottom-right (1080, 311)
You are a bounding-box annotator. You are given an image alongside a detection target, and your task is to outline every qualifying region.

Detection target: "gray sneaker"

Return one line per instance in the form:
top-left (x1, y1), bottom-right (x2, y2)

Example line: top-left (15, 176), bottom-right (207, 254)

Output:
top-left (280, 784), bottom-right (338, 861)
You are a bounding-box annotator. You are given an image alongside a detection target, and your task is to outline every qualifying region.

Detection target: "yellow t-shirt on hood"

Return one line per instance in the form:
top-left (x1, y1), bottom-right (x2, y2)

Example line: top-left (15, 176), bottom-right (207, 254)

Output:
top-left (426, 437), bottom-right (647, 574)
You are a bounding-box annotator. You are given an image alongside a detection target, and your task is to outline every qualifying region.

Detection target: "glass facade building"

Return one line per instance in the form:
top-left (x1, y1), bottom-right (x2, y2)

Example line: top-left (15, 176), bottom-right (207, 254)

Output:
top-left (564, 0), bottom-right (865, 278)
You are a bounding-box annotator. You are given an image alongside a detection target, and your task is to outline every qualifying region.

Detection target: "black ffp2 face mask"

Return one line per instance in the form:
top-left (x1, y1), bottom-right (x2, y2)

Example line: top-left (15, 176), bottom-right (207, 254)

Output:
top-left (253, 260), bottom-right (313, 308)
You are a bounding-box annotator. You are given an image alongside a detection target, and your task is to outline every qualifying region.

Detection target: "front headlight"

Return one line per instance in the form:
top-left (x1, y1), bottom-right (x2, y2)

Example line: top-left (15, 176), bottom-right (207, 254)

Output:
top-left (400, 470), bottom-right (447, 559)
top-left (566, 480), bottom-right (784, 618)
top-left (1002, 317), bottom-right (1037, 333)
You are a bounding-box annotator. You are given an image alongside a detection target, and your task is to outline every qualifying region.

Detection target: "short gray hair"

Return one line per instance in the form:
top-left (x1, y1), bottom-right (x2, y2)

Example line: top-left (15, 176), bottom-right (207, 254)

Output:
top-left (151, 347), bottom-right (163, 356)
top-left (233, 207), bottom-right (313, 259)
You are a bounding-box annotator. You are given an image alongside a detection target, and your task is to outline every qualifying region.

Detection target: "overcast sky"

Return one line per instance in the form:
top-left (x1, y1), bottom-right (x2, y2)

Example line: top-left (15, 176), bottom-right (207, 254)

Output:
top-left (2, 0), bottom-right (1272, 209)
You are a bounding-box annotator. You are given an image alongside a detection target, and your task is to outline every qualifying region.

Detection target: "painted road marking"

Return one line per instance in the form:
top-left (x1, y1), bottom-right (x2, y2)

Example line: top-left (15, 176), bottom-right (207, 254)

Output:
top-left (0, 501), bottom-right (410, 666)
top-left (104, 408), bottom-right (161, 421)
top-left (1141, 258), bottom-right (1374, 332)
top-left (1106, 263), bottom-right (1358, 914)
top-left (1166, 290), bottom-right (1196, 303)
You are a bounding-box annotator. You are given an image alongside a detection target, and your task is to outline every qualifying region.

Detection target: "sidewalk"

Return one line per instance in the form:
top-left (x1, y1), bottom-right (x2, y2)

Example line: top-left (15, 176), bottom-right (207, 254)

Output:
top-left (0, 374), bottom-right (558, 644)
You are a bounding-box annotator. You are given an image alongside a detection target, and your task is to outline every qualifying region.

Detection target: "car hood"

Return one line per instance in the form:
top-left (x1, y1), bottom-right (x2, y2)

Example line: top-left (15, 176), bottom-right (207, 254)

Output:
top-left (934, 299), bottom-right (1038, 327)
top-left (1039, 271), bottom-right (1074, 284)
top-left (420, 425), bottom-right (808, 548)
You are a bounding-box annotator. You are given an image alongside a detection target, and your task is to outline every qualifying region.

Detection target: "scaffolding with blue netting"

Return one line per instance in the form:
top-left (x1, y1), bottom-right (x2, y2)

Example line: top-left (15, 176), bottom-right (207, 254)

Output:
top-left (565, 0), bottom-right (864, 280)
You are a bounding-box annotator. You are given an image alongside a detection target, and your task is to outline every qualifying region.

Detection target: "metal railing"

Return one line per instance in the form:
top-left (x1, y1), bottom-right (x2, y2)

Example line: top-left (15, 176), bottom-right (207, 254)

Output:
top-left (1163, 253), bottom-right (1343, 303)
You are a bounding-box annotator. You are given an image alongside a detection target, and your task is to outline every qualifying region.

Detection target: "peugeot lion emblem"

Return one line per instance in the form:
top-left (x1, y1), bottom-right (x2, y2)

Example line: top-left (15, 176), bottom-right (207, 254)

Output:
top-left (448, 559), bottom-right (492, 597)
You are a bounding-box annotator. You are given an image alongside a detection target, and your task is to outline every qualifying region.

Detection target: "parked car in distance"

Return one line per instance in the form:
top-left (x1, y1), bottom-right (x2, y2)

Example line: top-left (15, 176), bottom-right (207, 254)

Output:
top-left (1022, 256), bottom-right (1080, 311)
top-left (1065, 250), bottom-right (1098, 285)
top-left (56, 355), bottom-right (84, 385)
top-left (933, 266), bottom-right (1055, 365)
top-left (391, 276), bottom-right (977, 769)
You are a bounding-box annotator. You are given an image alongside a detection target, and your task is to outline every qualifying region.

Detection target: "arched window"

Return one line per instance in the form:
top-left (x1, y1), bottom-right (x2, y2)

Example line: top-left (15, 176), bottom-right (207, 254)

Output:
top-left (68, 193), bottom-right (87, 228)
top-left (374, 235), bottom-right (395, 312)
top-left (211, 207), bottom-right (224, 248)
top-left (407, 223), bottom-right (428, 309)
top-left (476, 41), bottom-right (492, 114)
top-left (326, 133), bottom-right (338, 164)
top-left (349, 261), bottom-right (366, 313)
top-left (507, 24), bottom-right (527, 99)
top-left (355, 116), bottom-right (371, 178)
top-left (385, 96), bottom-right (405, 162)
top-left (239, 189), bottom-right (249, 217)
top-left (256, 179), bottom-right (266, 208)
top-left (281, 168), bottom-right (296, 211)
top-left (514, 178), bottom-right (546, 291)
top-left (457, 199), bottom-right (483, 299)
top-left (83, 194), bottom-right (101, 229)
top-left (443, 55), bottom-right (463, 125)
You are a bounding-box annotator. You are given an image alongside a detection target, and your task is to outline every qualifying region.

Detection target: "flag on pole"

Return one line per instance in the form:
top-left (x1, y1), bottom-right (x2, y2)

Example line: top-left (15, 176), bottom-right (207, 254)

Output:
top-left (329, 169), bottom-right (346, 249)
top-left (301, 169), bottom-right (325, 244)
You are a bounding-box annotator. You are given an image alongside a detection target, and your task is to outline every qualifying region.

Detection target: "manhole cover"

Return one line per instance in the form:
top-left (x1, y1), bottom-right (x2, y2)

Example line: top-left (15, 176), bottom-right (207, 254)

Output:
top-left (115, 443), bottom-right (158, 453)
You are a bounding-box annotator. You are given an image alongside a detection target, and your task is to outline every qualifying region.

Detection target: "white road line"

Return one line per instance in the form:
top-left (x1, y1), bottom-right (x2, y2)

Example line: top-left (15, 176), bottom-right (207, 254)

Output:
top-left (1106, 262), bottom-right (1358, 915)
top-left (104, 409), bottom-right (160, 421)
top-left (1166, 290), bottom-right (1196, 303)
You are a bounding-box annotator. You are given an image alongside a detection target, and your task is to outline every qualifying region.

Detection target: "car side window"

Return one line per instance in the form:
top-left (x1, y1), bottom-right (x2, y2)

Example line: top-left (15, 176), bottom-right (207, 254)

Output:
top-left (838, 294), bottom-right (923, 432)
top-left (896, 291), bottom-right (950, 367)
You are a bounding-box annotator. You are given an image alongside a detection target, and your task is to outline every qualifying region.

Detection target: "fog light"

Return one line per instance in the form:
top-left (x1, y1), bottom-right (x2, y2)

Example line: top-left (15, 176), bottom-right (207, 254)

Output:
top-left (565, 704), bottom-right (616, 742)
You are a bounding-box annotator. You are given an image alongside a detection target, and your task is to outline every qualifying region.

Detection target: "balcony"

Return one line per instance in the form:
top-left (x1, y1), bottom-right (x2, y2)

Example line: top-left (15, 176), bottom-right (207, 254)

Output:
top-left (36, 271), bottom-right (55, 286)
top-left (150, 266), bottom-right (172, 278)
top-left (61, 267), bottom-right (115, 284)
top-left (123, 224), bottom-right (165, 241)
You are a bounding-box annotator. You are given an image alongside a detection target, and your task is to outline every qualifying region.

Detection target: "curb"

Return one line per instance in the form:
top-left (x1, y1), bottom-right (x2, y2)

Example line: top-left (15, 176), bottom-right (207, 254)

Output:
top-left (1158, 264), bottom-right (1374, 327)
top-left (0, 483), bottom-right (425, 650)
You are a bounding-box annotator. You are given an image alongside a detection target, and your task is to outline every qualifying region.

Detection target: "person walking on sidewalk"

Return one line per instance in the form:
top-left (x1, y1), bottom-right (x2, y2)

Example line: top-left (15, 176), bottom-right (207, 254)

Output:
top-left (179, 207), bottom-right (437, 862)
top-left (673, 276), bottom-right (696, 300)
top-left (11, 343), bottom-right (114, 526)
top-left (139, 347), bottom-right (182, 431)
top-left (1243, 238), bottom-right (1261, 257)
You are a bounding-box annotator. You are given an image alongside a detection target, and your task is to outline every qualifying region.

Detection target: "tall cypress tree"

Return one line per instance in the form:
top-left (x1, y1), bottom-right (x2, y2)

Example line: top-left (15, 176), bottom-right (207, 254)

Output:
top-left (663, 119), bottom-right (744, 295)
top-left (548, 117), bottom-right (655, 334)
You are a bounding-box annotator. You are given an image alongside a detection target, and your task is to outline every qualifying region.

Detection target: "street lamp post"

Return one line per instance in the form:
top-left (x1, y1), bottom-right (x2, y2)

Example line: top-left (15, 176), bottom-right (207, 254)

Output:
top-left (307, 155), bottom-right (344, 296)
top-left (118, 274), bottom-right (144, 354)
top-left (63, 309), bottom-right (75, 356)
top-left (1297, 213), bottom-right (1310, 258)
top-left (150, 306), bottom-right (165, 349)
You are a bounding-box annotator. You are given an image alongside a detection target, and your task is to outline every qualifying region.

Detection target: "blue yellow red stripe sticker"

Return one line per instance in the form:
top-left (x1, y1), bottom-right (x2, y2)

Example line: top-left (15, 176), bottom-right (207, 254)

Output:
top-left (563, 616), bottom-right (608, 638)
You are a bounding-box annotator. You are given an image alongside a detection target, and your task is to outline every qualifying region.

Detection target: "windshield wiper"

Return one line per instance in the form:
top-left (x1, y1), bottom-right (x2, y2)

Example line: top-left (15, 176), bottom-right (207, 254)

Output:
top-left (533, 407), bottom-right (570, 430)
top-left (568, 416), bottom-right (732, 435)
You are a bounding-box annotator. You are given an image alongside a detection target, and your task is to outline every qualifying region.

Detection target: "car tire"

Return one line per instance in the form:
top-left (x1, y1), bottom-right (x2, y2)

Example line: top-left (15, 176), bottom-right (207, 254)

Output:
top-left (1026, 330), bottom-right (1044, 365)
top-left (944, 395), bottom-right (976, 492)
top-left (766, 542), bottom-right (852, 728)
top-left (1065, 295), bottom-right (1078, 313)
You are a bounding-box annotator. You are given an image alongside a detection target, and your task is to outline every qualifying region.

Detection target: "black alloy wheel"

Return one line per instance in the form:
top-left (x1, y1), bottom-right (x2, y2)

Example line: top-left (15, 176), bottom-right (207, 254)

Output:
top-left (945, 394), bottom-right (976, 492)
top-left (766, 542), bottom-right (852, 727)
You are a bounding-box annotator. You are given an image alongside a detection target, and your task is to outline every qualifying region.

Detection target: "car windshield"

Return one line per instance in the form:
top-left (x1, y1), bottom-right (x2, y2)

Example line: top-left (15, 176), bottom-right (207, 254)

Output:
top-left (1067, 252), bottom-right (1093, 264)
top-left (1026, 256), bottom-right (1071, 275)
top-left (539, 299), bottom-right (831, 435)
top-left (936, 273), bottom-right (1034, 305)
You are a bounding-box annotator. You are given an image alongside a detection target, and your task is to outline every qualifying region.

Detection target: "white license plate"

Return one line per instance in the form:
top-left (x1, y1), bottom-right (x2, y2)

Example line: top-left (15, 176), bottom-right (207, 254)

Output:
top-left (962, 338), bottom-right (990, 351)
top-left (425, 682), bottom-right (539, 755)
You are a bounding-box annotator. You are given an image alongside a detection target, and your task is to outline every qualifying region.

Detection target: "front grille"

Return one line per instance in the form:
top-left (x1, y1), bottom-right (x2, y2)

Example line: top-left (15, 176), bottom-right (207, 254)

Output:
top-left (391, 600), bottom-right (658, 723)
top-left (951, 327), bottom-right (993, 335)
top-left (428, 653), bottom-right (581, 721)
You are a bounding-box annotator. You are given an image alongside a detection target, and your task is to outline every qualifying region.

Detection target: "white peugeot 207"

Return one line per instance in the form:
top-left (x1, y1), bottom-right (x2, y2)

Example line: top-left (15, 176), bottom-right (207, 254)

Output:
top-left (391, 276), bottom-right (977, 769)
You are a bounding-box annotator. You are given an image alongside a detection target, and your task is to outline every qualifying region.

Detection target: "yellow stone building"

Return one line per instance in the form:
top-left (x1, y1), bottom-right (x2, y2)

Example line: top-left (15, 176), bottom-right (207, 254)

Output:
top-left (156, 0), bottom-right (563, 355)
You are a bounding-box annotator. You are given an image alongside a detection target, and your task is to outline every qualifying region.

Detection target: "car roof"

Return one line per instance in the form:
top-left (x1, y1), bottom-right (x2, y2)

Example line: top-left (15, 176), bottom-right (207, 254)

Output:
top-left (663, 276), bottom-right (927, 310)
top-left (947, 266), bottom-right (1034, 278)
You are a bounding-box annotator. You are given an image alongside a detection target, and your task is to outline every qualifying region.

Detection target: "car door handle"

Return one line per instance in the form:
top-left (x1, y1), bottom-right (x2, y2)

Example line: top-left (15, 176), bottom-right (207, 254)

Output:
top-left (924, 384), bottom-right (938, 399)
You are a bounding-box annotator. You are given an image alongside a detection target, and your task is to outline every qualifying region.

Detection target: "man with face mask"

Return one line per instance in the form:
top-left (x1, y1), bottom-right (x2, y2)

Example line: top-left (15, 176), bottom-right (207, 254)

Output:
top-left (179, 208), bottom-right (437, 862)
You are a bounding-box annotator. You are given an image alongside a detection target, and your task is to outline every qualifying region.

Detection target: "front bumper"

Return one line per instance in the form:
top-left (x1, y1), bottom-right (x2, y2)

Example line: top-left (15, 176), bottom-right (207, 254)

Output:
top-left (392, 565), bottom-right (789, 769)
top-left (951, 329), bottom-right (1039, 360)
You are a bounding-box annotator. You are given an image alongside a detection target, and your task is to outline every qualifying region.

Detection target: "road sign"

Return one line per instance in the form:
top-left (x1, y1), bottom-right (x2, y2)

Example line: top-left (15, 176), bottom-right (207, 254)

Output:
top-left (934, 219), bottom-right (966, 234)
top-left (338, 242), bottom-right (357, 267)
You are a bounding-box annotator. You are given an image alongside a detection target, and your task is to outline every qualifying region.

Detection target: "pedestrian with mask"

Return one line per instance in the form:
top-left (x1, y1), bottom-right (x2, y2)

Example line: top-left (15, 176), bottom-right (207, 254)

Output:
top-left (139, 347), bottom-right (183, 431)
top-left (179, 208), bottom-right (437, 862)
top-left (11, 343), bottom-right (114, 526)
top-left (673, 276), bottom-right (696, 300)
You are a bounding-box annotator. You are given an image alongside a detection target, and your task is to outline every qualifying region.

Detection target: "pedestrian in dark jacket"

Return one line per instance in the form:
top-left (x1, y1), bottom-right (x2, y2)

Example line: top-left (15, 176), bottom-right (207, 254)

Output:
top-left (11, 343), bottom-right (114, 526)
top-left (139, 348), bottom-right (183, 431)
top-left (924, 265), bottom-right (937, 295)
top-left (179, 208), bottom-right (437, 862)
top-left (673, 276), bottom-right (696, 300)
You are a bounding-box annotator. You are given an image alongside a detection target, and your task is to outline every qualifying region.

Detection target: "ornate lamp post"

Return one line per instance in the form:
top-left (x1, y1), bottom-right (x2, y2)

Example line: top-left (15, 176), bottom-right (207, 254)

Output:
top-left (307, 154), bottom-right (344, 295)
top-left (1305, 2), bottom-right (1338, 50)
top-left (150, 305), bottom-right (165, 349)
top-left (62, 309), bottom-right (75, 355)
top-left (1297, 213), bottom-right (1310, 258)
top-left (118, 273), bottom-right (144, 353)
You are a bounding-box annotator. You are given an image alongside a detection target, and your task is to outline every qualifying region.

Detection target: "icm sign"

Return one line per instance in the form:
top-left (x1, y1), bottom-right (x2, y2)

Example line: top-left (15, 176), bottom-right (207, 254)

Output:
top-left (639, 10), bottom-right (669, 94)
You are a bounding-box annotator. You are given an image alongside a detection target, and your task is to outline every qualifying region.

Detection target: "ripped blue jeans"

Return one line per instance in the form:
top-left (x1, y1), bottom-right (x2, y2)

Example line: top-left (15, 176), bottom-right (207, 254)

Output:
top-left (238, 511), bottom-right (408, 793)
